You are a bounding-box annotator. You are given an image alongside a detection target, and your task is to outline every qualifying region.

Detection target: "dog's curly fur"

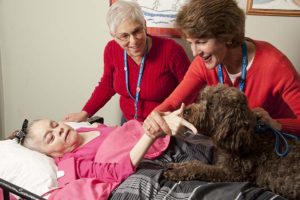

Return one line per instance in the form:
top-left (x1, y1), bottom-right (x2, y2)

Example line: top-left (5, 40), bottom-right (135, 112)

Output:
top-left (164, 85), bottom-right (300, 200)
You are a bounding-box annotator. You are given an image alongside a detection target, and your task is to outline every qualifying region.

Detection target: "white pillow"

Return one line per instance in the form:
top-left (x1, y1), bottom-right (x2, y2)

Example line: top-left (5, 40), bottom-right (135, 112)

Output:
top-left (0, 139), bottom-right (58, 196)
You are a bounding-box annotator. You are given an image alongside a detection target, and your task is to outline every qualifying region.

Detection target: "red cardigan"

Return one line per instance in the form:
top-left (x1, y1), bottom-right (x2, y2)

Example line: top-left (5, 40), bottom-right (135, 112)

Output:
top-left (82, 35), bottom-right (190, 121)
top-left (156, 39), bottom-right (300, 136)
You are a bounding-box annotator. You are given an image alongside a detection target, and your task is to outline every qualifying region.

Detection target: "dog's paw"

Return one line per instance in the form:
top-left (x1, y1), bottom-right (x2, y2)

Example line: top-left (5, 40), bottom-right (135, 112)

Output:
top-left (163, 171), bottom-right (179, 181)
top-left (164, 170), bottom-right (187, 181)
top-left (165, 162), bottom-right (179, 170)
top-left (163, 164), bottom-right (193, 181)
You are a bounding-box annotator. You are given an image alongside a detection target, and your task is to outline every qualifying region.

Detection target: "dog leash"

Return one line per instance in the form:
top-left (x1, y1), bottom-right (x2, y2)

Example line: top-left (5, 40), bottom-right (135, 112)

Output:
top-left (255, 120), bottom-right (299, 157)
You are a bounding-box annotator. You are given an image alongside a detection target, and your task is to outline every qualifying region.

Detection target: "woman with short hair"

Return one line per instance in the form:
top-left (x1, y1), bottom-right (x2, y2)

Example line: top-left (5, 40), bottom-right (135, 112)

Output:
top-left (64, 0), bottom-right (190, 124)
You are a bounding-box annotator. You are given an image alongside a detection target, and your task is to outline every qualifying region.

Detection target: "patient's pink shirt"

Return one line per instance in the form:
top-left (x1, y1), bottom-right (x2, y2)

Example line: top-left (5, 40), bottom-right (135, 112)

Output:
top-left (49, 120), bottom-right (170, 200)
top-left (55, 120), bottom-right (170, 183)
top-left (55, 124), bottom-right (135, 183)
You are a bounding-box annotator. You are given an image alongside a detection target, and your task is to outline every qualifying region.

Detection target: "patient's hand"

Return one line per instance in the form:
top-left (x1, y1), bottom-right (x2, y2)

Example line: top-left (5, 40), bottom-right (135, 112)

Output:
top-left (63, 111), bottom-right (89, 122)
top-left (144, 104), bottom-right (197, 138)
top-left (143, 111), bottom-right (171, 139)
top-left (163, 104), bottom-right (197, 137)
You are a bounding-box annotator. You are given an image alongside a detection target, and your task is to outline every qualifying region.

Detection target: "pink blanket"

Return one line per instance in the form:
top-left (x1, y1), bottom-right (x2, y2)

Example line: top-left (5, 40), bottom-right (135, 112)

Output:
top-left (49, 120), bottom-right (170, 200)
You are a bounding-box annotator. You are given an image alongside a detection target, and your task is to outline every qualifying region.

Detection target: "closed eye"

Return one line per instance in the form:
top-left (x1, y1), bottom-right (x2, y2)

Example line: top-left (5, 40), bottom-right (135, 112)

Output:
top-left (45, 131), bottom-right (54, 144)
top-left (49, 135), bottom-right (54, 143)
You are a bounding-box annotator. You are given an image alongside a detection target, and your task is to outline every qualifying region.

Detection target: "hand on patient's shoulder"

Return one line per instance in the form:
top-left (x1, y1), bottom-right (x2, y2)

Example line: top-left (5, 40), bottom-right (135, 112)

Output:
top-left (63, 111), bottom-right (89, 122)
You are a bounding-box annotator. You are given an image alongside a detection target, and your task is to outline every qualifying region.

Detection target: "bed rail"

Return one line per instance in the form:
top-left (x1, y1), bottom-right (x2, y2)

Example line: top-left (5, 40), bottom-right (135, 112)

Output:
top-left (0, 178), bottom-right (45, 200)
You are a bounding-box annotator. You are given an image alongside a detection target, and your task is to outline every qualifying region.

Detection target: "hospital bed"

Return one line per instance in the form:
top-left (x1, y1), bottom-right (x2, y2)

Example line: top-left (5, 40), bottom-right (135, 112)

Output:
top-left (0, 117), bottom-right (287, 200)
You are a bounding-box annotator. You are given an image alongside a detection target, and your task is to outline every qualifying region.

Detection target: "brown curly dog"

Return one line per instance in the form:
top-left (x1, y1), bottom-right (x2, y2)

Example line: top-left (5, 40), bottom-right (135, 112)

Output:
top-left (164, 85), bottom-right (300, 200)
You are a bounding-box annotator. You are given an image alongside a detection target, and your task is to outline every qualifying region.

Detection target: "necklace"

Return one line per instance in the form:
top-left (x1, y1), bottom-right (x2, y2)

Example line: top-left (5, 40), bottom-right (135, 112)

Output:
top-left (217, 41), bottom-right (248, 91)
top-left (124, 39), bottom-right (148, 119)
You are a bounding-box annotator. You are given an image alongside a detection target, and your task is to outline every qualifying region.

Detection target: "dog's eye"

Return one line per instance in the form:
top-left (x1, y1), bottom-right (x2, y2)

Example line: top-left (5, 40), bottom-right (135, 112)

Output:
top-left (183, 109), bottom-right (191, 116)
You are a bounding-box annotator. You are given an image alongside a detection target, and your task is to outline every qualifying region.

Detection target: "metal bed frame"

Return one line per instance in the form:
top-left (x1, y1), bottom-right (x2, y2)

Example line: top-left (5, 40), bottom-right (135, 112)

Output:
top-left (0, 178), bottom-right (45, 200)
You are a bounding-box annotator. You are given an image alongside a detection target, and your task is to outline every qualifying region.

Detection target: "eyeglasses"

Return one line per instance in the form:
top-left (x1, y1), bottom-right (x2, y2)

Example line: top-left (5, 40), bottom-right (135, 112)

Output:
top-left (115, 26), bottom-right (145, 43)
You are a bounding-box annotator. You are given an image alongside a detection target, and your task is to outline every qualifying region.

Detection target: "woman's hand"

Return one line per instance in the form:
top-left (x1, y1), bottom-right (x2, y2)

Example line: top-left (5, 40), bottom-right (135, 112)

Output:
top-left (143, 104), bottom-right (197, 139)
top-left (143, 110), bottom-right (171, 139)
top-left (63, 111), bottom-right (89, 122)
top-left (252, 107), bottom-right (282, 131)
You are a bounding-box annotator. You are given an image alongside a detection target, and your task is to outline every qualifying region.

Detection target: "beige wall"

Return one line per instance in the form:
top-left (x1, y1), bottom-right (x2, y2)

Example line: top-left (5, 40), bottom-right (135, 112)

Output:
top-left (238, 1), bottom-right (300, 72)
top-left (0, 50), bottom-right (4, 139)
top-left (0, 0), bottom-right (299, 137)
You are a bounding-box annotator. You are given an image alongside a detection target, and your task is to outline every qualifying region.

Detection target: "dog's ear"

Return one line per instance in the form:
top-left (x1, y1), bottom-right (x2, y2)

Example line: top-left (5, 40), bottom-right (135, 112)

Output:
top-left (211, 88), bottom-right (257, 155)
top-left (213, 103), bottom-right (256, 155)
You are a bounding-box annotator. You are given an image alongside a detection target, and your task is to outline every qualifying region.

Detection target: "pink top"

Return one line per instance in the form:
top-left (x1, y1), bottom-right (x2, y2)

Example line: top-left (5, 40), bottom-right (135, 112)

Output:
top-left (50, 120), bottom-right (170, 200)
top-left (55, 125), bottom-right (135, 183)
top-left (55, 120), bottom-right (170, 183)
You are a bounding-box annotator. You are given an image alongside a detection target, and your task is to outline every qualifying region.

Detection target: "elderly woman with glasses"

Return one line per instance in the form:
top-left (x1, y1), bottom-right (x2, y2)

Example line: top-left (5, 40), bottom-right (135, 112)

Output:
top-left (64, 0), bottom-right (190, 124)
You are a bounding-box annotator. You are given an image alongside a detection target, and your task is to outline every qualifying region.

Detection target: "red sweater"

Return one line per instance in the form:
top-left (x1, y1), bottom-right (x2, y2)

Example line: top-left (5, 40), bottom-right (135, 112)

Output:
top-left (156, 39), bottom-right (300, 136)
top-left (82, 36), bottom-right (190, 121)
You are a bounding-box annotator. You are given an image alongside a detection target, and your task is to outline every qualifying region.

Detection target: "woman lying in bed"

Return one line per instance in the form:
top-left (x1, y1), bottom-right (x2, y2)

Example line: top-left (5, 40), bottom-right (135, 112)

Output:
top-left (9, 105), bottom-right (196, 185)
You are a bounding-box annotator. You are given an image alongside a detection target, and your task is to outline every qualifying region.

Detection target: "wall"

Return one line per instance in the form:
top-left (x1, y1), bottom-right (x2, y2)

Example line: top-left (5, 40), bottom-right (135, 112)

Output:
top-left (238, 1), bottom-right (300, 73)
top-left (1, 0), bottom-right (119, 136)
top-left (0, 50), bottom-right (4, 139)
top-left (0, 0), bottom-right (299, 136)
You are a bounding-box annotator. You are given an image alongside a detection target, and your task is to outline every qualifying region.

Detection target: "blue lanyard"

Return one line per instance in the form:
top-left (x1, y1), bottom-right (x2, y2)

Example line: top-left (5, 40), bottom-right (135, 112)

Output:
top-left (217, 42), bottom-right (248, 92)
top-left (124, 40), bottom-right (148, 119)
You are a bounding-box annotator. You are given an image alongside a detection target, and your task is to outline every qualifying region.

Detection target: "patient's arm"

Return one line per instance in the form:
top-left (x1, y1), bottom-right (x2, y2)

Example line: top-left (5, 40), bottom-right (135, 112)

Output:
top-left (129, 133), bottom-right (157, 167)
top-left (131, 106), bottom-right (197, 167)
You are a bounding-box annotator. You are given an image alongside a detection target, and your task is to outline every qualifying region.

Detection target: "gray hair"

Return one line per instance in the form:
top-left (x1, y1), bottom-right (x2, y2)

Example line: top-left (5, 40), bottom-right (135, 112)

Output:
top-left (106, 0), bottom-right (145, 35)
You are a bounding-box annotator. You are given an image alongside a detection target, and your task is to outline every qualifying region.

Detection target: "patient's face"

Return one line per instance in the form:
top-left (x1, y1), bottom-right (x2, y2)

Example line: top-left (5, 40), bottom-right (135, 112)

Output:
top-left (29, 119), bottom-right (82, 157)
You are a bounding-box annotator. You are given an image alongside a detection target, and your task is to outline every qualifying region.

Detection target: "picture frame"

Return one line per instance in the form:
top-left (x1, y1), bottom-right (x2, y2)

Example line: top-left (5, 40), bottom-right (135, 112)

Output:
top-left (110, 0), bottom-right (186, 37)
top-left (246, 0), bottom-right (300, 17)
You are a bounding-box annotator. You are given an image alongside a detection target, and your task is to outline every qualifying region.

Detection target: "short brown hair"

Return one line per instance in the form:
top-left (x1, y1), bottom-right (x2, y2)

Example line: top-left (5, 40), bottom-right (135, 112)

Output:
top-left (175, 0), bottom-right (245, 47)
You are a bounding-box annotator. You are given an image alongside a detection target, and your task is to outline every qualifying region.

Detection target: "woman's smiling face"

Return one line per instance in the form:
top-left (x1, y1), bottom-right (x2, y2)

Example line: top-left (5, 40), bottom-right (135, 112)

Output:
top-left (114, 19), bottom-right (147, 59)
top-left (186, 37), bottom-right (228, 70)
top-left (29, 119), bottom-right (82, 157)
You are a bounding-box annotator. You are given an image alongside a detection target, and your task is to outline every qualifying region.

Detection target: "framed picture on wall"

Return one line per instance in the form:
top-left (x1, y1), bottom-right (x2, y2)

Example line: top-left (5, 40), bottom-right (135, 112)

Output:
top-left (110, 0), bottom-right (188, 37)
top-left (247, 0), bottom-right (300, 17)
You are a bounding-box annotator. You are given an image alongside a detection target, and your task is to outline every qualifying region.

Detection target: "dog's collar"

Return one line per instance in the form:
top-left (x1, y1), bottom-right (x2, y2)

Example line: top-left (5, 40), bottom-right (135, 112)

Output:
top-left (256, 120), bottom-right (299, 157)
